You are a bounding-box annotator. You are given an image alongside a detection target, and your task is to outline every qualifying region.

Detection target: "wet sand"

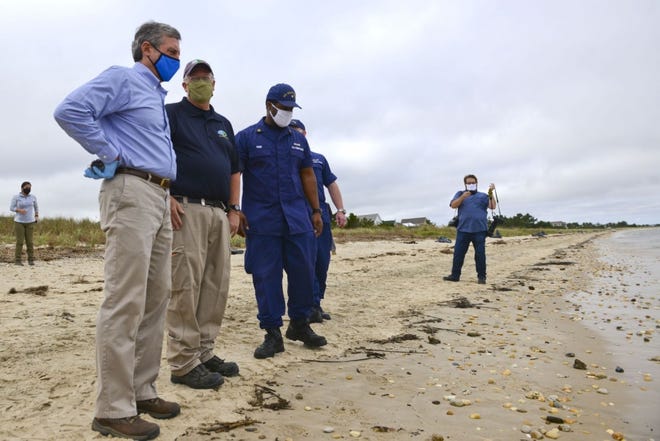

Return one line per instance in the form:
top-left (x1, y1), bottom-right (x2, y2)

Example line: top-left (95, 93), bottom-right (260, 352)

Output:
top-left (1, 231), bottom-right (658, 441)
top-left (564, 229), bottom-right (660, 440)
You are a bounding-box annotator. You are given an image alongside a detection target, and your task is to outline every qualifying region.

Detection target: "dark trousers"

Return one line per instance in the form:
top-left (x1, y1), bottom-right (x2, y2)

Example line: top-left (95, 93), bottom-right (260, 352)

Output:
top-left (245, 232), bottom-right (316, 329)
top-left (14, 221), bottom-right (35, 262)
top-left (450, 230), bottom-right (487, 280)
top-left (313, 221), bottom-right (333, 307)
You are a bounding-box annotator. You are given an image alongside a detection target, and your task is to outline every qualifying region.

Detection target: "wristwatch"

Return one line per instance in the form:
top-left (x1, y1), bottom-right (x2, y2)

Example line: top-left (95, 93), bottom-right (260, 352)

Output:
top-left (311, 208), bottom-right (322, 215)
top-left (337, 208), bottom-right (347, 214)
top-left (228, 204), bottom-right (241, 212)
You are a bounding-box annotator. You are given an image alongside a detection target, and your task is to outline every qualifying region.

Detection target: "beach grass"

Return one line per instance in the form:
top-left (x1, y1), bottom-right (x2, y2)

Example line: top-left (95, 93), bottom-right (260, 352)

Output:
top-left (1, 216), bottom-right (105, 248)
top-left (331, 223), bottom-right (568, 242)
top-left (0, 215), bottom-right (247, 249)
top-left (1, 215), bottom-right (596, 249)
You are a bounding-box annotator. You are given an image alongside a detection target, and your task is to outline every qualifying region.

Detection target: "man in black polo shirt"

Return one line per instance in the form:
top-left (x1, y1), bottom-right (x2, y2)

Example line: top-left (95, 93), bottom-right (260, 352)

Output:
top-left (165, 59), bottom-right (241, 389)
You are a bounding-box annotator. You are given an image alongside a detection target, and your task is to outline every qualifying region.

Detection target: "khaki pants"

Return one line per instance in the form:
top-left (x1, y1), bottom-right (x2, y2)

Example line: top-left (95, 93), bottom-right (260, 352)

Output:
top-left (95, 174), bottom-right (172, 419)
top-left (167, 202), bottom-right (231, 376)
top-left (14, 221), bottom-right (35, 262)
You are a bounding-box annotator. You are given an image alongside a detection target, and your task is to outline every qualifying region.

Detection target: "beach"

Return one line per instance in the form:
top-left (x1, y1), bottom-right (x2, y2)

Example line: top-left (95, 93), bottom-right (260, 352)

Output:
top-left (1, 230), bottom-right (658, 441)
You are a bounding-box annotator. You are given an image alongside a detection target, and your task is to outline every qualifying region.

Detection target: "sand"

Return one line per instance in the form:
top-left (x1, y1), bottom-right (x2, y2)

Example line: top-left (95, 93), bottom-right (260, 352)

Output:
top-left (1, 231), bottom-right (658, 441)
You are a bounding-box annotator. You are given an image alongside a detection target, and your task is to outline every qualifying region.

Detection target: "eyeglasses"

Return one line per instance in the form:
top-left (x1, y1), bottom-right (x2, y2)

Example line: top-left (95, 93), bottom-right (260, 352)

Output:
top-left (186, 76), bottom-right (213, 83)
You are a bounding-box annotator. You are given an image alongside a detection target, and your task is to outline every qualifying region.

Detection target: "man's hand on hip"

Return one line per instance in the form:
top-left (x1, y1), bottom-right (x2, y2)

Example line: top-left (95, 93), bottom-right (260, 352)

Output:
top-left (84, 159), bottom-right (119, 180)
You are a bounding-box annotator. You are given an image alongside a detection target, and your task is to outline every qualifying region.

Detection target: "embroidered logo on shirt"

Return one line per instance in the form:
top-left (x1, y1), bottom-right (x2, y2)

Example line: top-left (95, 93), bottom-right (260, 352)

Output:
top-left (291, 142), bottom-right (304, 152)
top-left (217, 130), bottom-right (228, 138)
top-left (255, 145), bottom-right (263, 149)
top-left (312, 158), bottom-right (323, 165)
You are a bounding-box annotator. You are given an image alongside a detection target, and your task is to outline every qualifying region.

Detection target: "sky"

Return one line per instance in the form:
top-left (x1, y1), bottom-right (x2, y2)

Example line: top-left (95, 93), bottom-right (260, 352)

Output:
top-left (1, 0), bottom-right (659, 226)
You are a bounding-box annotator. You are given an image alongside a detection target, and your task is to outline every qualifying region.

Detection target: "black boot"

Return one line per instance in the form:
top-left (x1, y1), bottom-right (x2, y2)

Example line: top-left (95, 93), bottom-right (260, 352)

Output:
top-left (285, 320), bottom-right (327, 347)
top-left (254, 328), bottom-right (284, 359)
top-left (319, 306), bottom-right (331, 320)
top-left (309, 306), bottom-right (324, 324)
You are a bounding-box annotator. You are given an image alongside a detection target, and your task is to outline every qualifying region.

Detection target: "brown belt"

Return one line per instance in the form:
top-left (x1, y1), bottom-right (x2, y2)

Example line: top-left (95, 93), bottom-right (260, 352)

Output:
top-left (116, 167), bottom-right (171, 189)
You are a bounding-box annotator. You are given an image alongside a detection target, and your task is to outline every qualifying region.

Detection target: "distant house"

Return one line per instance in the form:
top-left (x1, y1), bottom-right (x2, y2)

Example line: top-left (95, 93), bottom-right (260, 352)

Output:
top-left (401, 217), bottom-right (429, 227)
top-left (357, 213), bottom-right (382, 225)
top-left (550, 221), bottom-right (567, 228)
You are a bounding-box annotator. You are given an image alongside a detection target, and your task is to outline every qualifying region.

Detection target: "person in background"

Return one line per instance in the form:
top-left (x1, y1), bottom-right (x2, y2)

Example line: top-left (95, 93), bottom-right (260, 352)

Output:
top-left (9, 181), bottom-right (39, 266)
top-left (289, 119), bottom-right (347, 322)
top-left (235, 83), bottom-right (328, 359)
top-left (443, 174), bottom-right (496, 284)
top-left (53, 21), bottom-right (182, 440)
top-left (165, 59), bottom-right (241, 390)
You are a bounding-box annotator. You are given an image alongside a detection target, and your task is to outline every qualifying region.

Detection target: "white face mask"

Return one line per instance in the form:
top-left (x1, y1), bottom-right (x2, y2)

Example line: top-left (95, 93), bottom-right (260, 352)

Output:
top-left (466, 183), bottom-right (477, 191)
top-left (270, 104), bottom-right (293, 128)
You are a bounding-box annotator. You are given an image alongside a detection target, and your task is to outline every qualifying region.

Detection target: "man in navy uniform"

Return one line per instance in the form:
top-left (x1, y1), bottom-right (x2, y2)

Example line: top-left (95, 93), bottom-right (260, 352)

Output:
top-left (289, 119), bottom-right (347, 323)
top-left (235, 83), bottom-right (327, 359)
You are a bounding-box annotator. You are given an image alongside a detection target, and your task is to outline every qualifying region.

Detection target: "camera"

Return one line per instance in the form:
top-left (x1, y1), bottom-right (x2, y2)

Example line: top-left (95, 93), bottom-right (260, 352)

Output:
top-left (487, 215), bottom-right (504, 237)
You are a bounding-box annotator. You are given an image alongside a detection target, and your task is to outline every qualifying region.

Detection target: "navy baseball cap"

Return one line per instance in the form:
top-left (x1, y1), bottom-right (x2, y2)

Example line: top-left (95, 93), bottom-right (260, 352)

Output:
top-left (183, 59), bottom-right (213, 78)
top-left (266, 83), bottom-right (301, 108)
top-left (289, 119), bottom-right (306, 131)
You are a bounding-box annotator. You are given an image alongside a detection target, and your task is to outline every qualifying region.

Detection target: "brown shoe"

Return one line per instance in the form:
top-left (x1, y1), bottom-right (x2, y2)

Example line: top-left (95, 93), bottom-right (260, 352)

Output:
top-left (92, 416), bottom-right (159, 440)
top-left (136, 397), bottom-right (180, 419)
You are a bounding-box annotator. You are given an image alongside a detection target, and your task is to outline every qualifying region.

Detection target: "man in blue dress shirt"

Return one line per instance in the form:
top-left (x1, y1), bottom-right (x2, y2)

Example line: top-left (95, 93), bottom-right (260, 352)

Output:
top-left (54, 21), bottom-right (181, 440)
top-left (235, 84), bottom-right (328, 359)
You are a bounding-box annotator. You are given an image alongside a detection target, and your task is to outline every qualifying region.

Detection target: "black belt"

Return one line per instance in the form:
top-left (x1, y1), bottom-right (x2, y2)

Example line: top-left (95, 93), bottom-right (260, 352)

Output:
top-left (172, 195), bottom-right (227, 210)
top-left (116, 167), bottom-right (171, 189)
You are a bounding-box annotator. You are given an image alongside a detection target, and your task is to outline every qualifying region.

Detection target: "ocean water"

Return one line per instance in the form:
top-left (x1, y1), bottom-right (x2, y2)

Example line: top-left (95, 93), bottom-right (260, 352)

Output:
top-left (578, 228), bottom-right (660, 439)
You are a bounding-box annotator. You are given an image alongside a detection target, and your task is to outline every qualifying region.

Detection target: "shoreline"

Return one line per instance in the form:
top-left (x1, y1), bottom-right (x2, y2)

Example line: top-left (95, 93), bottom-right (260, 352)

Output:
top-left (563, 229), bottom-right (660, 441)
top-left (1, 231), bottom-right (657, 440)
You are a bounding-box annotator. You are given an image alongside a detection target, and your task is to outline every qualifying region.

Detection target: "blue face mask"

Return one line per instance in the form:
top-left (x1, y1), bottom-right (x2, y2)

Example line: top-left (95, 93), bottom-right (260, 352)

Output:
top-left (150, 46), bottom-right (180, 82)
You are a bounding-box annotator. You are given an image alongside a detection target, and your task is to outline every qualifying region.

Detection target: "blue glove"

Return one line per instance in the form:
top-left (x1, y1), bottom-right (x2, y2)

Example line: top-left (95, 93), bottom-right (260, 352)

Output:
top-left (84, 159), bottom-right (119, 179)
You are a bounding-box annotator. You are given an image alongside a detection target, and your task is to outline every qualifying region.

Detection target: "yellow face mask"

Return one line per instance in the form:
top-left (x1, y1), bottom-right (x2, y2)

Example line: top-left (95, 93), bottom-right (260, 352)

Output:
top-left (187, 79), bottom-right (214, 102)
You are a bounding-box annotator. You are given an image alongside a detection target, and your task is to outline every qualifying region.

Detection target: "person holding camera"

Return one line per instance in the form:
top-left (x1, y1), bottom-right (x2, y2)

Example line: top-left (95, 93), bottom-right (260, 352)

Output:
top-left (443, 174), bottom-right (496, 284)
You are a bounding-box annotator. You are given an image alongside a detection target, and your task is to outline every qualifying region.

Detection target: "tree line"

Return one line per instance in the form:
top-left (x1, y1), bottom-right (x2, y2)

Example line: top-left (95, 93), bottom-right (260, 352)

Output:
top-left (334, 212), bottom-right (651, 229)
top-left (492, 213), bottom-right (647, 229)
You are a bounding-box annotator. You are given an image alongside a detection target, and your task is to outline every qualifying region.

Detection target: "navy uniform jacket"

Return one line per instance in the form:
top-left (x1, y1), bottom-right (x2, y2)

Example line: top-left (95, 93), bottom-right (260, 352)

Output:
top-left (311, 152), bottom-right (337, 224)
top-left (236, 118), bottom-right (314, 235)
top-left (166, 98), bottom-right (238, 200)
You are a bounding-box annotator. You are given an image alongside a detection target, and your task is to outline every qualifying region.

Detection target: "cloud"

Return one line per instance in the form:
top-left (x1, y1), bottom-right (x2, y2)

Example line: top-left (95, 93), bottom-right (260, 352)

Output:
top-left (1, 0), bottom-right (659, 226)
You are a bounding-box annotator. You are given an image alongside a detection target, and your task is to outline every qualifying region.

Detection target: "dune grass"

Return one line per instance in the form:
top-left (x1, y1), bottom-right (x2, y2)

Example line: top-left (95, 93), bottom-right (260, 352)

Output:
top-left (1, 216), bottom-right (105, 248)
top-left (0, 216), bottom-right (249, 249)
top-left (330, 223), bottom-right (573, 243)
top-left (1, 215), bottom-right (582, 250)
